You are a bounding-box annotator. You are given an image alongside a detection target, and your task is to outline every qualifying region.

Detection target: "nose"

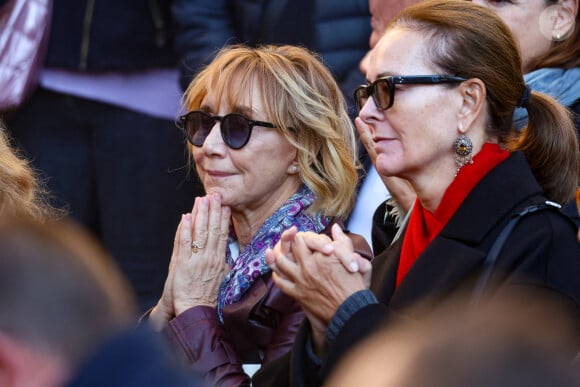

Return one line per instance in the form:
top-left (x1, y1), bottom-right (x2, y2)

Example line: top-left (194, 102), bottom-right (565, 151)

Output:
top-left (358, 94), bottom-right (383, 124)
top-left (202, 120), bottom-right (227, 154)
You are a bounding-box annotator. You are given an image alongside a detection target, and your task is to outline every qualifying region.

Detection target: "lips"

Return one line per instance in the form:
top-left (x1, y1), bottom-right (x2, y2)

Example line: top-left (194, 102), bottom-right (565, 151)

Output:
top-left (205, 169), bottom-right (234, 178)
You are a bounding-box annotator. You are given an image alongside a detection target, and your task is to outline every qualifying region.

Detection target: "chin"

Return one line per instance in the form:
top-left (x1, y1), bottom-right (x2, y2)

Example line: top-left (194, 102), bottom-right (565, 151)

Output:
top-left (376, 156), bottom-right (401, 177)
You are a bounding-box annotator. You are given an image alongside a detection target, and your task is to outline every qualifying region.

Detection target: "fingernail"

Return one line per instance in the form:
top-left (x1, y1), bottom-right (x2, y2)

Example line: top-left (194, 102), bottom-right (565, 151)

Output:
top-left (349, 261), bottom-right (359, 272)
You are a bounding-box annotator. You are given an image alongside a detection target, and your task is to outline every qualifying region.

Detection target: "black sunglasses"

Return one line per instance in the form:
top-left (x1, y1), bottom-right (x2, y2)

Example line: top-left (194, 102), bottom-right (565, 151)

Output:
top-left (354, 75), bottom-right (467, 111)
top-left (180, 110), bottom-right (276, 149)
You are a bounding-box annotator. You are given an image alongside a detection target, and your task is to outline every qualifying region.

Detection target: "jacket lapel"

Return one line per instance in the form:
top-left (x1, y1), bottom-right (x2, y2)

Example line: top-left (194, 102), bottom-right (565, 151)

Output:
top-left (371, 152), bottom-right (544, 314)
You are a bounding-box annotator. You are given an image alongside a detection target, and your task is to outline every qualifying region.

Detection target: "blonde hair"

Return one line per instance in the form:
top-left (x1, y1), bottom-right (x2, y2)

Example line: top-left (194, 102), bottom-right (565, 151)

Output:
top-left (183, 44), bottom-right (359, 219)
top-left (0, 122), bottom-right (61, 221)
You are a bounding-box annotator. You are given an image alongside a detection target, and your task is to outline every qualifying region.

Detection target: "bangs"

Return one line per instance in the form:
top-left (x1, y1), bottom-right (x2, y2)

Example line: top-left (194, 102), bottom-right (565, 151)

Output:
top-left (209, 61), bottom-right (261, 113)
top-left (186, 52), bottom-right (271, 117)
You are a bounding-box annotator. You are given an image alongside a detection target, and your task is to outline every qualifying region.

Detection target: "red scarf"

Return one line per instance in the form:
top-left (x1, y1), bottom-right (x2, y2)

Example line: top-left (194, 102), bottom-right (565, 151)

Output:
top-left (396, 143), bottom-right (509, 287)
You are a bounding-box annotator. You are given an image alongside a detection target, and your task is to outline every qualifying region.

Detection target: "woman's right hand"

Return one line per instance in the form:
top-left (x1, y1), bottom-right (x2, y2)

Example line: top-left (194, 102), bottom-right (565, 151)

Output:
top-left (150, 212), bottom-right (196, 331)
top-left (171, 194), bottom-right (230, 314)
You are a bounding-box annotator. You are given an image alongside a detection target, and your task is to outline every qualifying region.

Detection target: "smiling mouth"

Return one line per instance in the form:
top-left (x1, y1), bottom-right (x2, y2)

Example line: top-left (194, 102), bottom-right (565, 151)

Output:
top-left (206, 170), bottom-right (234, 178)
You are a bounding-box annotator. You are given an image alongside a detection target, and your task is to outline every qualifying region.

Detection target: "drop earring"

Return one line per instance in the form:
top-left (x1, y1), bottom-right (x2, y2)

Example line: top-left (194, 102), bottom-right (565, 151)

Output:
top-left (453, 134), bottom-right (473, 176)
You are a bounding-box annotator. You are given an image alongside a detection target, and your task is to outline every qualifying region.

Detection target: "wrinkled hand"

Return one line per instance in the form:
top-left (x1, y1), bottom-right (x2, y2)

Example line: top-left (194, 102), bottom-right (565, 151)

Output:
top-left (266, 225), bottom-right (369, 327)
top-left (266, 225), bottom-right (372, 355)
top-left (172, 194), bottom-right (230, 315)
top-left (150, 194), bottom-right (230, 329)
top-left (150, 210), bottom-right (196, 331)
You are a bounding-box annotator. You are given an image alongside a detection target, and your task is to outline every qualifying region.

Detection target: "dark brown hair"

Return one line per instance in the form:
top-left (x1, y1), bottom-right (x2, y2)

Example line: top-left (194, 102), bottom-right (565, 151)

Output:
top-left (394, 0), bottom-right (579, 203)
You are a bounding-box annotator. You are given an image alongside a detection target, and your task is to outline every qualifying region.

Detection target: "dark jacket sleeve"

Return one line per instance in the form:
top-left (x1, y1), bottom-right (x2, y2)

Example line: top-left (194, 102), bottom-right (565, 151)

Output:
top-left (171, 0), bottom-right (237, 90)
top-left (253, 304), bottom-right (390, 387)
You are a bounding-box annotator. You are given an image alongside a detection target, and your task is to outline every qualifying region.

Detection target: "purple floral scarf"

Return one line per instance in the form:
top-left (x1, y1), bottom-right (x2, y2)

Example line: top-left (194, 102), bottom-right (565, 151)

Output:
top-left (217, 185), bottom-right (331, 322)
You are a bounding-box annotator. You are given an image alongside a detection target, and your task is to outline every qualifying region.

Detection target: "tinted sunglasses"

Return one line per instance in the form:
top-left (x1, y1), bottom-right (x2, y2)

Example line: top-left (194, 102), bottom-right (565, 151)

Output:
top-left (180, 110), bottom-right (276, 149)
top-left (354, 75), bottom-right (466, 111)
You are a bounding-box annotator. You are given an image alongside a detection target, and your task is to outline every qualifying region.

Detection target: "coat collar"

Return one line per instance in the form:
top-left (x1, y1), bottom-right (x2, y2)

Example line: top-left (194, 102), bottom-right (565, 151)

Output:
top-left (372, 152), bottom-right (545, 314)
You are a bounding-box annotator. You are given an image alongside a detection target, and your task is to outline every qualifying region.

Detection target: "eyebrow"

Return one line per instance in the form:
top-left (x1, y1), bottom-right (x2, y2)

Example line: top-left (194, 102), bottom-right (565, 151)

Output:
top-left (231, 105), bottom-right (254, 116)
top-left (366, 72), bottom-right (396, 83)
top-left (198, 104), bottom-right (255, 116)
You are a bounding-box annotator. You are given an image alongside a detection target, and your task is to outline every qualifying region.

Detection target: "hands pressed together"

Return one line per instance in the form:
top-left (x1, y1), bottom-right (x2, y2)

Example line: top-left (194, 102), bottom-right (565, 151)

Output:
top-left (265, 224), bottom-right (372, 355)
top-left (150, 193), bottom-right (230, 331)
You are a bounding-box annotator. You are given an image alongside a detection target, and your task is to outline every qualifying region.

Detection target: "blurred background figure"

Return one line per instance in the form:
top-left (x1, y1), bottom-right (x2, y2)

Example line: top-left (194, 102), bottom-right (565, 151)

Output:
top-left (0, 217), bottom-right (202, 387)
top-left (172, 0), bottom-right (370, 114)
top-left (471, 0), bottom-right (580, 233)
top-left (325, 291), bottom-right (580, 387)
top-left (2, 0), bottom-right (202, 312)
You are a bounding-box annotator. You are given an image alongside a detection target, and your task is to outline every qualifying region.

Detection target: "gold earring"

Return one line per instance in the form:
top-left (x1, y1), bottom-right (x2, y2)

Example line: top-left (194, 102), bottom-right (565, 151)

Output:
top-left (453, 134), bottom-right (473, 176)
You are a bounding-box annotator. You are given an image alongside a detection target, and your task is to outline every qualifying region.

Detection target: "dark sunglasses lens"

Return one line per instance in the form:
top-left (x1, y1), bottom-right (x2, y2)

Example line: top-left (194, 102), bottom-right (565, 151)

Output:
top-left (375, 79), bottom-right (392, 110)
top-left (186, 112), bottom-right (214, 146)
top-left (355, 86), bottom-right (368, 111)
top-left (222, 115), bottom-right (251, 149)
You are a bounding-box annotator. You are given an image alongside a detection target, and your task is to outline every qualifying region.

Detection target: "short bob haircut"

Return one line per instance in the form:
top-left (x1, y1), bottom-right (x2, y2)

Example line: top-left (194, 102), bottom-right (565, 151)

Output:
top-left (182, 44), bottom-right (359, 219)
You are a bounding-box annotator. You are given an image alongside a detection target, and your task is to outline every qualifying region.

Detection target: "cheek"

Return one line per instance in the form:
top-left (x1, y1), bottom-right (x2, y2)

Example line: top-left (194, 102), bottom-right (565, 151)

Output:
top-left (191, 149), bottom-right (203, 167)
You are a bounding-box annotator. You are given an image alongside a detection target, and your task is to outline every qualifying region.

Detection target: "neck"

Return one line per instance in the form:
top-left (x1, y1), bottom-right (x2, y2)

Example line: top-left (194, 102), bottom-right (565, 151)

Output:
top-left (406, 157), bottom-right (456, 214)
top-left (231, 190), bottom-right (298, 248)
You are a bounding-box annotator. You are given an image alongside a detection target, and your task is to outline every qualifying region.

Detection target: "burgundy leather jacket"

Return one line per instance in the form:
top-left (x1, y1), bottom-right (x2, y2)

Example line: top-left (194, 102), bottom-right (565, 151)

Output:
top-left (162, 222), bottom-right (372, 386)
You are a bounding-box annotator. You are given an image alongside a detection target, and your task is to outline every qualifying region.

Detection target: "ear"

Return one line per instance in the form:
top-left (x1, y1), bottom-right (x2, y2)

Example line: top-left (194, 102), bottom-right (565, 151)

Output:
top-left (456, 78), bottom-right (486, 135)
top-left (541, 0), bottom-right (577, 41)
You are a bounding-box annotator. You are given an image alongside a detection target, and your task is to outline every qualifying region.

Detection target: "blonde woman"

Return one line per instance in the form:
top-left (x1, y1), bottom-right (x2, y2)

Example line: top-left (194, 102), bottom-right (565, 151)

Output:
top-left (148, 45), bottom-right (371, 386)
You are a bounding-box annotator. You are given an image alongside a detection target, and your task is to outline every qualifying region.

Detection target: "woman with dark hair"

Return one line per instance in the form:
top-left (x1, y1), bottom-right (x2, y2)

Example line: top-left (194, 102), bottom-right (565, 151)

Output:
top-left (258, 1), bottom-right (580, 385)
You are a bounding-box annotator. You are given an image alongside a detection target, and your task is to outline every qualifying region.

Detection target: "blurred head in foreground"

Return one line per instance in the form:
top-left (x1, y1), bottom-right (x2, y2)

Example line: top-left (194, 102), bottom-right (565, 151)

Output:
top-left (325, 291), bottom-right (580, 387)
top-left (0, 217), bottom-right (136, 387)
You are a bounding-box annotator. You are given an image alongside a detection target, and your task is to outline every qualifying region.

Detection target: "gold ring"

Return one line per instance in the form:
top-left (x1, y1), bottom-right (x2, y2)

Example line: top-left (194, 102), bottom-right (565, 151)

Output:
top-left (191, 241), bottom-right (203, 253)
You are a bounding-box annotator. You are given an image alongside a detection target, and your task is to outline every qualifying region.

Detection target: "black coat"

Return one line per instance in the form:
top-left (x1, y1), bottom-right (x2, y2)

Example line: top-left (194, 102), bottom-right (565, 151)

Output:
top-left (46, 0), bottom-right (176, 71)
top-left (254, 151), bottom-right (580, 386)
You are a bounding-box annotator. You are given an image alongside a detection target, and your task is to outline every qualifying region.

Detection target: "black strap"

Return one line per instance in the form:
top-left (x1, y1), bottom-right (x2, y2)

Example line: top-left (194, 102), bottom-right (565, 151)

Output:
top-left (471, 201), bottom-right (562, 305)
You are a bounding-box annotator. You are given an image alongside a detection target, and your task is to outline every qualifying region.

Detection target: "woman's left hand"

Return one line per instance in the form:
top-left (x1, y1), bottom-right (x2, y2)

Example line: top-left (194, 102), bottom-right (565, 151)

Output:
top-left (171, 194), bottom-right (231, 315)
